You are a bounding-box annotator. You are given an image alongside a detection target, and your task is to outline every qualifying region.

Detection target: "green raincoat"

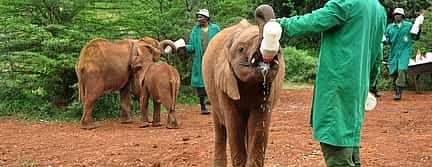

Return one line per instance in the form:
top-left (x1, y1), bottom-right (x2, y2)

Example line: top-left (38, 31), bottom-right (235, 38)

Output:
top-left (370, 43), bottom-right (383, 87)
top-left (185, 23), bottom-right (220, 87)
top-left (279, 0), bottom-right (386, 147)
top-left (384, 21), bottom-right (420, 75)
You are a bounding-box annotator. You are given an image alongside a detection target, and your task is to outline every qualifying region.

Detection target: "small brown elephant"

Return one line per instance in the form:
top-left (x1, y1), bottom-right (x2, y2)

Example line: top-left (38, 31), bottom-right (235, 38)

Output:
top-left (131, 49), bottom-right (180, 129)
top-left (202, 5), bottom-right (285, 167)
top-left (75, 37), bottom-right (175, 129)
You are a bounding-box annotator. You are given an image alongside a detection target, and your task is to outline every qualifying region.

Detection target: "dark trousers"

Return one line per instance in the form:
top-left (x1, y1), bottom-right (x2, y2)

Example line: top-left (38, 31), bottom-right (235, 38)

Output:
top-left (196, 87), bottom-right (207, 111)
top-left (196, 87), bottom-right (207, 97)
top-left (320, 143), bottom-right (361, 167)
top-left (392, 70), bottom-right (407, 88)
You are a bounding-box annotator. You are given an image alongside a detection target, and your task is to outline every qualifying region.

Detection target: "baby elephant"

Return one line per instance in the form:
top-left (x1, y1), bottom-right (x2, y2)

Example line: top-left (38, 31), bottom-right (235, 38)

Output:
top-left (131, 47), bottom-right (180, 129)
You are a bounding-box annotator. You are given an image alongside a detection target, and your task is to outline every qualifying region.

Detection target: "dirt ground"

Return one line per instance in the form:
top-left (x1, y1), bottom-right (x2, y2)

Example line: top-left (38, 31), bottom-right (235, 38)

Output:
top-left (1, 89), bottom-right (431, 167)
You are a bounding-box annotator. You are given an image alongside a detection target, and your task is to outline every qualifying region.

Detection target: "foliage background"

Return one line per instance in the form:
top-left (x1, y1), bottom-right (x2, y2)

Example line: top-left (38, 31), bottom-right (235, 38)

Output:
top-left (1, 0), bottom-right (431, 121)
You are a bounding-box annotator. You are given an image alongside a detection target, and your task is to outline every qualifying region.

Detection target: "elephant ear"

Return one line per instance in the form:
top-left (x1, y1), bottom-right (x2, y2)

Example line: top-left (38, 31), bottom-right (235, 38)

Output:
top-left (137, 65), bottom-right (150, 88)
top-left (142, 44), bottom-right (161, 62)
top-left (130, 43), bottom-right (142, 72)
top-left (131, 44), bottom-right (153, 87)
top-left (214, 30), bottom-right (243, 100)
top-left (132, 56), bottom-right (151, 91)
top-left (215, 59), bottom-right (240, 100)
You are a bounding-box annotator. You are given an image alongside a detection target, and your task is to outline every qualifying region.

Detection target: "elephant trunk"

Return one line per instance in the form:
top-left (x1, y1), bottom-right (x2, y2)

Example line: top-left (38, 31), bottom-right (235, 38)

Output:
top-left (255, 5), bottom-right (281, 63)
top-left (255, 5), bottom-right (275, 41)
top-left (159, 40), bottom-right (177, 54)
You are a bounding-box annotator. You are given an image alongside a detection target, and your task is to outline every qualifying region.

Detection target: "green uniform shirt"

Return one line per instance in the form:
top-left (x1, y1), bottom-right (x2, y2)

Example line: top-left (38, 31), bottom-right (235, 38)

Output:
top-left (185, 23), bottom-right (220, 88)
top-left (384, 21), bottom-right (420, 74)
top-left (201, 30), bottom-right (209, 52)
top-left (279, 0), bottom-right (386, 147)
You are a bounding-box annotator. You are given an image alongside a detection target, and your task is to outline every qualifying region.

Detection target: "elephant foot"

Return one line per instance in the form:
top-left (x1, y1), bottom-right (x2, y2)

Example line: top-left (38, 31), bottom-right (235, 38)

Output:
top-left (139, 122), bottom-right (150, 128)
top-left (166, 120), bottom-right (179, 129)
top-left (151, 122), bottom-right (162, 127)
top-left (80, 121), bottom-right (101, 130)
top-left (120, 117), bottom-right (133, 124)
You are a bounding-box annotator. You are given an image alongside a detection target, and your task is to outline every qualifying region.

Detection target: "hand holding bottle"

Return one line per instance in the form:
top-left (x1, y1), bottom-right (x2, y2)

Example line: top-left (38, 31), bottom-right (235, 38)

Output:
top-left (410, 10), bottom-right (425, 34)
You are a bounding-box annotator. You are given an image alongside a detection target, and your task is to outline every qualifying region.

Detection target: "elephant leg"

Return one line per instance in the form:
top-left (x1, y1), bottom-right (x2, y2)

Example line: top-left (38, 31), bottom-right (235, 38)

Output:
top-left (226, 107), bottom-right (248, 167)
top-left (152, 100), bottom-right (162, 127)
top-left (213, 114), bottom-right (227, 167)
top-left (80, 92), bottom-right (101, 130)
top-left (139, 95), bottom-right (150, 128)
top-left (166, 108), bottom-right (178, 129)
top-left (245, 111), bottom-right (271, 167)
top-left (119, 83), bottom-right (133, 123)
top-left (162, 101), bottom-right (178, 129)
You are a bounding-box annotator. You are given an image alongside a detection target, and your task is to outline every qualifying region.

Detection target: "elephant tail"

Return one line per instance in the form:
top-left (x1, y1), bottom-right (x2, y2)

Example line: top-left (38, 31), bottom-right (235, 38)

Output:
top-left (78, 70), bottom-right (85, 103)
top-left (75, 59), bottom-right (85, 103)
top-left (75, 57), bottom-right (86, 103)
top-left (168, 66), bottom-right (180, 111)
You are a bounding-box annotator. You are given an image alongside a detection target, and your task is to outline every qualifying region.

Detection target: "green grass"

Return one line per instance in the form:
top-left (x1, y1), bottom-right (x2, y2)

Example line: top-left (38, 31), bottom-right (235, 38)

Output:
top-left (19, 160), bottom-right (39, 167)
top-left (283, 81), bottom-right (314, 90)
top-left (177, 85), bottom-right (199, 104)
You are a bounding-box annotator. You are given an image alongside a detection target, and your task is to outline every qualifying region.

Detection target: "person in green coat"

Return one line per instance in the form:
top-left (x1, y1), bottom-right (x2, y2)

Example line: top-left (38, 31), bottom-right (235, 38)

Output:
top-left (384, 8), bottom-right (421, 100)
top-left (184, 9), bottom-right (220, 114)
top-left (276, 0), bottom-right (386, 166)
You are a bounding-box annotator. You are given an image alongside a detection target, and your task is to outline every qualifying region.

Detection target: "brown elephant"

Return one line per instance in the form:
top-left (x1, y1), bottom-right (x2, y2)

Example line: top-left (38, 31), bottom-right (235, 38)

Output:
top-left (131, 51), bottom-right (180, 129)
top-left (75, 37), bottom-right (175, 129)
top-left (202, 5), bottom-right (285, 167)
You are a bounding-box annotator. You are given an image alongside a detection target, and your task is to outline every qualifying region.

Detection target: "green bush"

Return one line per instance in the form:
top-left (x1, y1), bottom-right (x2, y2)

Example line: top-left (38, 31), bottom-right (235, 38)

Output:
top-left (282, 47), bottom-right (317, 83)
top-left (1, 0), bottom-right (431, 122)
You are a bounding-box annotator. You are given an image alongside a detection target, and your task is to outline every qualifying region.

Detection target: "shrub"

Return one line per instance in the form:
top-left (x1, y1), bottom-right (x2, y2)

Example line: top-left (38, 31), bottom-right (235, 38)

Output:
top-left (282, 47), bottom-right (317, 83)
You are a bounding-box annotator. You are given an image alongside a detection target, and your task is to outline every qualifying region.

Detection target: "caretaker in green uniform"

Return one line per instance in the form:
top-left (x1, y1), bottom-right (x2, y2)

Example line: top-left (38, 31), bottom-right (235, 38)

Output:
top-left (185, 9), bottom-right (220, 114)
top-left (384, 8), bottom-right (421, 100)
top-left (277, 0), bottom-right (386, 166)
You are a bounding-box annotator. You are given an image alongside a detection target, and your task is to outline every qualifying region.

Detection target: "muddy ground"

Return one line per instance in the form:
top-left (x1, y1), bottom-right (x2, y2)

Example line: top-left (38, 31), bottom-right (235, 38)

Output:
top-left (1, 89), bottom-right (431, 167)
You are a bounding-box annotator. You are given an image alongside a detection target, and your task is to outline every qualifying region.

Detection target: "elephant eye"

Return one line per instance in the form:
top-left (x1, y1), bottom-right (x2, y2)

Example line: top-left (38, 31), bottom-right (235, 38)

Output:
top-left (239, 47), bottom-right (244, 53)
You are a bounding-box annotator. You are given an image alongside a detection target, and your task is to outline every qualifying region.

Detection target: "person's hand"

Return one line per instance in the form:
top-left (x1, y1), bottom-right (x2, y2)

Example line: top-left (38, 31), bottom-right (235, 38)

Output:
top-left (420, 10), bottom-right (426, 17)
top-left (269, 18), bottom-right (283, 23)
